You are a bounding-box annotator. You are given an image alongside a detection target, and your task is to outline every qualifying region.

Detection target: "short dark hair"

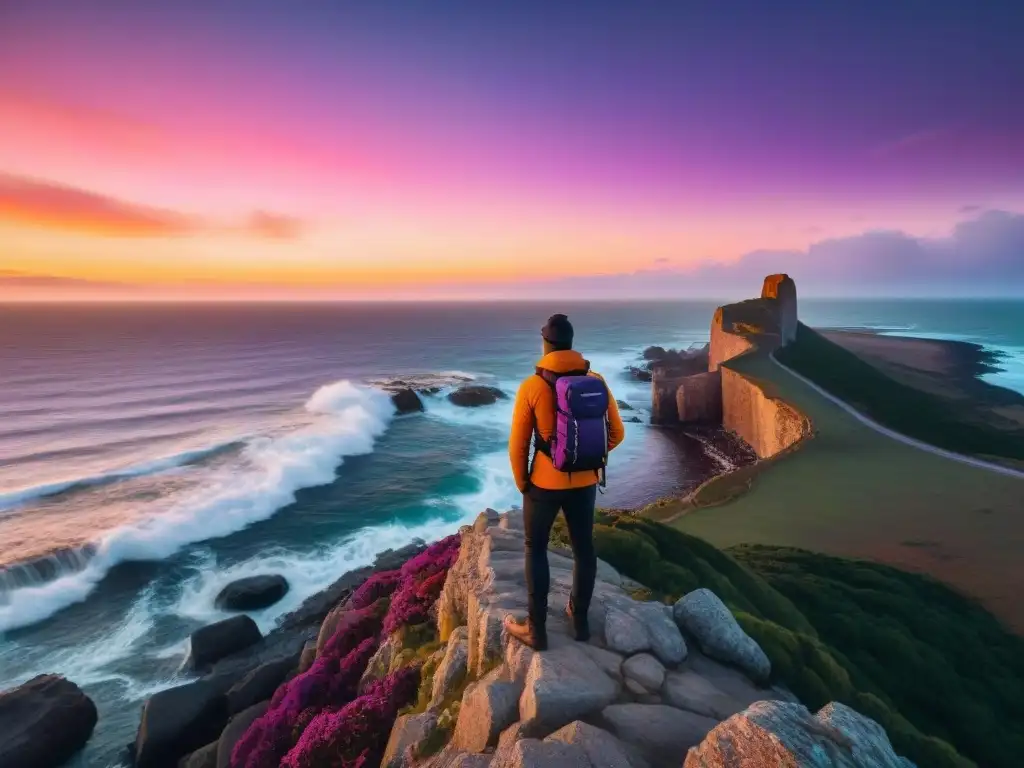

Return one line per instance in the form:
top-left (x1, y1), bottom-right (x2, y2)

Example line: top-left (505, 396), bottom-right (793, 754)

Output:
top-left (541, 314), bottom-right (574, 350)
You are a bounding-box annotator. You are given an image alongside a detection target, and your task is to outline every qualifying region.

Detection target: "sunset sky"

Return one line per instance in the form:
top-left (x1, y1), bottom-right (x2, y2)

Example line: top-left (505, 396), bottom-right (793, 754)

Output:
top-left (2, 1), bottom-right (1023, 299)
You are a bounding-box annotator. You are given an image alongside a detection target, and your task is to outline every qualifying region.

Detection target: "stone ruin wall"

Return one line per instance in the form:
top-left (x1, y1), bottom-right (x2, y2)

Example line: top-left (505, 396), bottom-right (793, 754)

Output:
top-left (656, 274), bottom-right (808, 460)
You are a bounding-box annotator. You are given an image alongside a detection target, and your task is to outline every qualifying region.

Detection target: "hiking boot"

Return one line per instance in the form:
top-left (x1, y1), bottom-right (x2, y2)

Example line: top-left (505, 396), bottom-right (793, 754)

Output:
top-left (566, 601), bottom-right (591, 642)
top-left (503, 615), bottom-right (548, 651)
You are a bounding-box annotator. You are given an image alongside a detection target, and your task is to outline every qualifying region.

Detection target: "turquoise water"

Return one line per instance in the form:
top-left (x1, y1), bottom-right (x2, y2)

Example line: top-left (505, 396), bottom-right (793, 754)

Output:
top-left (0, 298), bottom-right (1021, 766)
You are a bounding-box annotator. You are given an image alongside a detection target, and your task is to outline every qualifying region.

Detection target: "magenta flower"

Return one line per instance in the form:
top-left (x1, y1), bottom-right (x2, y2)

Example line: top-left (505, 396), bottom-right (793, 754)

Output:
top-left (348, 570), bottom-right (402, 611)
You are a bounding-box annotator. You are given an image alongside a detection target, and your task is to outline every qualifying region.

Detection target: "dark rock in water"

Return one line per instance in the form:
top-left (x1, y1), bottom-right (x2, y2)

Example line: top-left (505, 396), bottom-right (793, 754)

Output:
top-left (134, 672), bottom-right (241, 768)
top-left (188, 615), bottom-right (263, 670)
top-left (391, 387), bottom-right (425, 414)
top-left (628, 366), bottom-right (654, 382)
top-left (179, 741), bottom-right (218, 768)
top-left (616, 399), bottom-right (634, 411)
top-left (216, 701), bottom-right (268, 768)
top-left (448, 385), bottom-right (506, 407)
top-left (419, 386), bottom-right (441, 395)
top-left (627, 416), bottom-right (643, 424)
top-left (0, 674), bottom-right (97, 768)
top-left (643, 346), bottom-right (668, 361)
top-left (225, 654), bottom-right (298, 716)
top-left (214, 575), bottom-right (289, 612)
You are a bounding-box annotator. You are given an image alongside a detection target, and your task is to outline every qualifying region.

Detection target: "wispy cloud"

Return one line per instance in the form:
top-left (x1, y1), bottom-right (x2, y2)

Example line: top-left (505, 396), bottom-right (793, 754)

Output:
top-left (0, 173), bottom-right (305, 240)
top-left (868, 124), bottom-right (961, 158)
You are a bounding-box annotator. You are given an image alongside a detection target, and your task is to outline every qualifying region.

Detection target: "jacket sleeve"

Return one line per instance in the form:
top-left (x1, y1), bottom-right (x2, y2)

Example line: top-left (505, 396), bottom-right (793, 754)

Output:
top-left (602, 377), bottom-right (626, 452)
top-left (508, 378), bottom-right (535, 493)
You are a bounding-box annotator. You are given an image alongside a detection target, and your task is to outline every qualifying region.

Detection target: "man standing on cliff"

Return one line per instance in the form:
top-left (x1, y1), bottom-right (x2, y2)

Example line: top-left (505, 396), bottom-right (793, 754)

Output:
top-left (504, 314), bottom-right (625, 650)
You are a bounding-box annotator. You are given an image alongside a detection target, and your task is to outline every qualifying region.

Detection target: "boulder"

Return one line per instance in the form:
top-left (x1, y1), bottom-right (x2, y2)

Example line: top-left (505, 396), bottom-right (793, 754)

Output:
top-left (431, 626), bottom-right (469, 707)
top-left (447, 385), bottom-right (507, 407)
top-left (605, 602), bottom-right (687, 666)
top-left (316, 603), bottom-right (348, 656)
top-left (214, 575), bottom-right (289, 612)
top-left (604, 607), bottom-right (649, 656)
top-left (187, 615), bottom-right (263, 670)
top-left (298, 639), bottom-right (317, 673)
top-left (134, 673), bottom-right (238, 768)
top-left (600, 704), bottom-right (718, 768)
top-left (684, 700), bottom-right (913, 768)
top-left (546, 721), bottom-right (638, 768)
top-left (215, 700), bottom-right (268, 768)
top-left (672, 589), bottom-right (769, 683)
top-left (382, 711), bottom-right (439, 768)
top-left (519, 643), bottom-right (619, 736)
top-left (627, 416), bottom-right (643, 424)
top-left (0, 674), bottom-right (98, 768)
top-left (616, 399), bottom-right (634, 411)
top-left (622, 654), bottom-right (665, 692)
top-left (178, 742), bottom-right (217, 768)
top-left (362, 633), bottom-right (399, 688)
top-left (628, 366), bottom-right (654, 383)
top-left (225, 654), bottom-right (297, 715)
top-left (642, 346), bottom-right (668, 361)
top-left (662, 671), bottom-right (748, 720)
top-left (491, 738), bottom-right (591, 768)
top-left (392, 388), bottom-right (426, 414)
top-left (451, 667), bottom-right (521, 751)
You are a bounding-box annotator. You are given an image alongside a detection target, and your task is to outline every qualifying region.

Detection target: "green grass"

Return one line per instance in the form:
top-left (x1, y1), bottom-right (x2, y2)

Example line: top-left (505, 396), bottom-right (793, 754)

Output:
top-left (558, 513), bottom-right (1024, 768)
top-left (776, 324), bottom-right (1024, 461)
top-left (664, 342), bottom-right (1024, 635)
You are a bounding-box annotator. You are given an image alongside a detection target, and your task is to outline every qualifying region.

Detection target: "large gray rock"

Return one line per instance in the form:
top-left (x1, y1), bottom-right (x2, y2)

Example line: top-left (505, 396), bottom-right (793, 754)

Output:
top-left (684, 700), bottom-right (914, 768)
top-left (0, 675), bottom-right (98, 768)
top-left (451, 667), bottom-right (521, 751)
top-left (135, 673), bottom-right (239, 768)
top-left (662, 671), bottom-right (749, 720)
top-left (187, 615), bottom-right (263, 669)
top-left (673, 589), bottom-right (769, 683)
top-left (214, 575), bottom-right (289, 612)
top-left (225, 654), bottom-right (297, 715)
top-left (382, 711), bottom-right (439, 768)
top-left (604, 606), bottom-right (649, 655)
top-left (392, 388), bottom-right (425, 414)
top-left (633, 602), bottom-right (687, 666)
top-left (362, 633), bottom-right (399, 688)
top-left (622, 654), bottom-right (665, 692)
top-left (545, 721), bottom-right (638, 768)
top-left (431, 626), bottom-right (469, 707)
top-left (600, 703), bottom-right (718, 768)
top-left (216, 701), bottom-right (268, 768)
top-left (491, 738), bottom-right (591, 768)
top-left (519, 643), bottom-right (619, 735)
top-left (179, 742), bottom-right (217, 768)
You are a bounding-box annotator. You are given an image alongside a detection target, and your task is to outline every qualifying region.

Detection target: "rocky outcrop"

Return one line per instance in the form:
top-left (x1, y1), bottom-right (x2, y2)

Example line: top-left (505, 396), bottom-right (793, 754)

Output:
top-left (684, 700), bottom-right (916, 767)
top-left (673, 589), bottom-right (770, 684)
top-left (224, 654), bottom-right (297, 716)
top-left (412, 509), bottom-right (790, 767)
top-left (447, 386), bottom-right (507, 407)
top-left (719, 367), bottom-right (809, 459)
top-left (0, 674), bottom-right (98, 768)
top-left (392, 388), bottom-right (426, 414)
top-left (215, 701), bottom-right (268, 768)
top-left (187, 615), bottom-right (263, 670)
top-left (214, 574), bottom-right (289, 611)
top-left (675, 371), bottom-right (722, 424)
top-left (134, 672), bottom-right (238, 768)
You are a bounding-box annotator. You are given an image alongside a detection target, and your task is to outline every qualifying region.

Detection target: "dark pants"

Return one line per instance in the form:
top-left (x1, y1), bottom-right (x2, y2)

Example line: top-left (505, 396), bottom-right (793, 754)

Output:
top-left (522, 484), bottom-right (598, 627)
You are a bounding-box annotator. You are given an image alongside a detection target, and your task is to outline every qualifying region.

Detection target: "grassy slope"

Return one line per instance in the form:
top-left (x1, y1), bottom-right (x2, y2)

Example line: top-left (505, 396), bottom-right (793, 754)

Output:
top-left (777, 324), bottom-right (1024, 461)
top-left (661, 338), bottom-right (1024, 634)
top-left (553, 514), bottom-right (1024, 768)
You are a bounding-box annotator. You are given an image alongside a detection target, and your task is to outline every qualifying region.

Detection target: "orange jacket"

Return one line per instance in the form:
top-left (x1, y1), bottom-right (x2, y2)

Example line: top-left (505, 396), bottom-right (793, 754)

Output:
top-left (508, 349), bottom-right (625, 492)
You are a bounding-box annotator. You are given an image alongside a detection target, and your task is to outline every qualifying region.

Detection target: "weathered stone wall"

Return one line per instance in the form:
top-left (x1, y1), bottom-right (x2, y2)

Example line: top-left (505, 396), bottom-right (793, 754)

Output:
top-left (708, 307), bottom-right (758, 373)
top-left (676, 371), bottom-right (722, 423)
top-left (720, 367), bottom-right (809, 459)
top-left (651, 370), bottom-right (689, 424)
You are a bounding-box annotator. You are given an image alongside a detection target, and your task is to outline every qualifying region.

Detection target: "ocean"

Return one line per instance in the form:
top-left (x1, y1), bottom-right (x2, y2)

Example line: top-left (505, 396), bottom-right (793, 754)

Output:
top-left (1, 297), bottom-right (1023, 766)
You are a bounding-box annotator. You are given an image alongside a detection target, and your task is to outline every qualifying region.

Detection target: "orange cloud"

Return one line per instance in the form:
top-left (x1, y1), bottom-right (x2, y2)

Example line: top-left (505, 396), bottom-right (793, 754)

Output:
top-left (245, 210), bottom-right (303, 240)
top-left (0, 173), bottom-right (197, 237)
top-left (0, 173), bottom-right (304, 241)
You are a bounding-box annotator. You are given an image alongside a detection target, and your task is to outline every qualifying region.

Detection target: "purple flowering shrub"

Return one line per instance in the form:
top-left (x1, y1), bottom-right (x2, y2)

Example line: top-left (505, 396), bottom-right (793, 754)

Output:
top-left (280, 665), bottom-right (422, 768)
top-left (348, 569), bottom-right (402, 610)
top-left (383, 535), bottom-right (459, 636)
top-left (231, 533), bottom-right (461, 768)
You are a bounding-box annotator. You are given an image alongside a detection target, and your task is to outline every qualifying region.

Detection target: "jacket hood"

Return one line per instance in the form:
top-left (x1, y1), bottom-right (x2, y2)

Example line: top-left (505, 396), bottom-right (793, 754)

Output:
top-left (536, 349), bottom-right (590, 373)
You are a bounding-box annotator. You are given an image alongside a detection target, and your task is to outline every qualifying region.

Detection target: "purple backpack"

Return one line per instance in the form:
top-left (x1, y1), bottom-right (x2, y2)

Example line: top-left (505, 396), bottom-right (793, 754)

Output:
top-left (533, 364), bottom-right (610, 479)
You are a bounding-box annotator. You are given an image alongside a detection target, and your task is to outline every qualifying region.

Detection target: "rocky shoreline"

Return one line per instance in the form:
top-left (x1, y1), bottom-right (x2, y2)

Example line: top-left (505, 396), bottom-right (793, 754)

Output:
top-left (1, 509), bottom-right (916, 768)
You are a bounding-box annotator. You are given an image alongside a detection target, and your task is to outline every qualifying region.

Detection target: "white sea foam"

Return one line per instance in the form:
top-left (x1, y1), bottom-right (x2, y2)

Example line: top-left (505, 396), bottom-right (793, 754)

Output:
top-left (0, 381), bottom-right (394, 634)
